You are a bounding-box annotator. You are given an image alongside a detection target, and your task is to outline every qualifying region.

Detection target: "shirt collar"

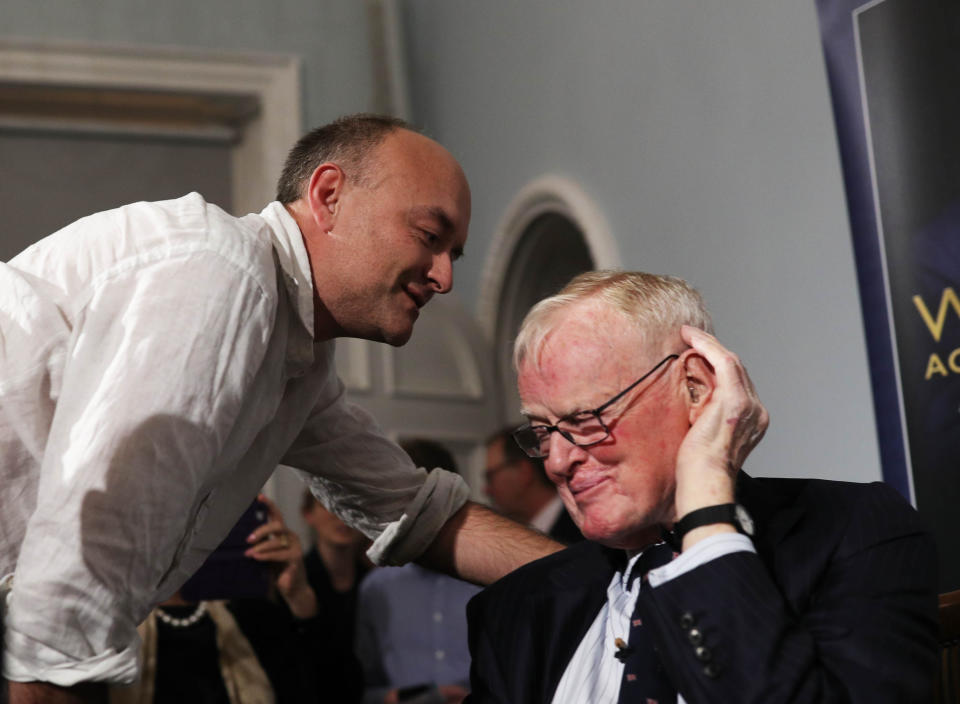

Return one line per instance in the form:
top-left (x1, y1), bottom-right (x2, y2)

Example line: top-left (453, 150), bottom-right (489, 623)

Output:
top-left (619, 551), bottom-right (646, 591)
top-left (257, 201), bottom-right (315, 340)
top-left (620, 541), bottom-right (675, 590)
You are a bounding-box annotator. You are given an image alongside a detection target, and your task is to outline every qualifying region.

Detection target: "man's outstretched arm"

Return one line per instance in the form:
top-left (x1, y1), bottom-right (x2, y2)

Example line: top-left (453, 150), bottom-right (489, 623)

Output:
top-left (416, 501), bottom-right (563, 586)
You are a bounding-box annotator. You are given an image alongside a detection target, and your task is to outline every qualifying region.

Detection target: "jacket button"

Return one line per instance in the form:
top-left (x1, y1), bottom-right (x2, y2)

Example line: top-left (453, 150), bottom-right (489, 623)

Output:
top-left (679, 611), bottom-right (695, 629)
top-left (703, 662), bottom-right (721, 678)
top-left (694, 645), bottom-right (712, 662)
top-left (688, 627), bottom-right (703, 645)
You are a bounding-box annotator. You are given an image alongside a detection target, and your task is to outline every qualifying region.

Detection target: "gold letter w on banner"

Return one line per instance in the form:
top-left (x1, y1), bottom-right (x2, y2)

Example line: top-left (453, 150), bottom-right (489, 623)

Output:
top-left (913, 287), bottom-right (960, 342)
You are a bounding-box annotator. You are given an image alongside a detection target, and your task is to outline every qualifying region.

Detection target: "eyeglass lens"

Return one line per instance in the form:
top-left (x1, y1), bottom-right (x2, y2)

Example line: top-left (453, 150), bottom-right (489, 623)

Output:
top-left (515, 412), bottom-right (608, 458)
top-left (513, 353), bottom-right (679, 459)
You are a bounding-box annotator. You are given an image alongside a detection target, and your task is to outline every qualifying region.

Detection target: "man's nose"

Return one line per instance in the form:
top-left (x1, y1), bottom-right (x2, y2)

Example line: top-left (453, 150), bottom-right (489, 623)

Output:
top-left (428, 252), bottom-right (454, 294)
top-left (544, 431), bottom-right (581, 478)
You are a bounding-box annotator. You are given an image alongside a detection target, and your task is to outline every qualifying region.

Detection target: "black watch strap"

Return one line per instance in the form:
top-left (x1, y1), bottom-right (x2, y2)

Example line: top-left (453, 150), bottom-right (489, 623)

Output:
top-left (673, 503), bottom-right (754, 543)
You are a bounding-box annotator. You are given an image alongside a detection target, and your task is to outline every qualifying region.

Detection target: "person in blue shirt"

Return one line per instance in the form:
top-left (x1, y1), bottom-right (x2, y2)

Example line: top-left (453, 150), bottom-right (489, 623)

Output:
top-left (356, 440), bottom-right (481, 704)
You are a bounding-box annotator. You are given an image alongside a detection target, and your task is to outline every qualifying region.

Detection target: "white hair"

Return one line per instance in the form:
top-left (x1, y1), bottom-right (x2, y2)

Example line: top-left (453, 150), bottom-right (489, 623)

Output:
top-left (513, 270), bottom-right (713, 371)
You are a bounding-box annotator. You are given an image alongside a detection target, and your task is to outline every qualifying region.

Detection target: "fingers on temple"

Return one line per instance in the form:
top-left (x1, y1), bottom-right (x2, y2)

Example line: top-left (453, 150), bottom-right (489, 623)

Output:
top-left (682, 326), bottom-right (742, 384)
top-left (682, 325), bottom-right (765, 414)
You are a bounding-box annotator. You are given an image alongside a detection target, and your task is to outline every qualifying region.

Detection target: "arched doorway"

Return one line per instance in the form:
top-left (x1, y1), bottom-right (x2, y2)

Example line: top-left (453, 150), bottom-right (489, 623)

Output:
top-left (495, 212), bottom-right (594, 422)
top-left (480, 176), bottom-right (620, 424)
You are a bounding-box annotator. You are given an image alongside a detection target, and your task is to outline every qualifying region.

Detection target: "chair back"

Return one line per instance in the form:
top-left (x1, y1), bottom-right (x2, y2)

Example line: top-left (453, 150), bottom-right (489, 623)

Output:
top-left (935, 589), bottom-right (960, 704)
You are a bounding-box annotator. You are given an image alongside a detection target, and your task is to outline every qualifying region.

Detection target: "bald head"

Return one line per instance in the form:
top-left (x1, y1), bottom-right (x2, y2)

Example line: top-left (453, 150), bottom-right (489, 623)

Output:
top-left (286, 118), bottom-right (471, 346)
top-left (276, 114), bottom-right (412, 203)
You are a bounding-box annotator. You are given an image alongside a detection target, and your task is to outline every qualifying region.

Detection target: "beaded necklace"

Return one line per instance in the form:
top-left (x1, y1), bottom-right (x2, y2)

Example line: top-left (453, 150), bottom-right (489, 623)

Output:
top-left (155, 602), bottom-right (208, 628)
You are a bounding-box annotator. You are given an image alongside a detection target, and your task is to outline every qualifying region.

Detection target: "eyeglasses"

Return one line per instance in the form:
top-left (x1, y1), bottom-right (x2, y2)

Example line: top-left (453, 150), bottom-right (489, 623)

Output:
top-left (512, 354), bottom-right (679, 459)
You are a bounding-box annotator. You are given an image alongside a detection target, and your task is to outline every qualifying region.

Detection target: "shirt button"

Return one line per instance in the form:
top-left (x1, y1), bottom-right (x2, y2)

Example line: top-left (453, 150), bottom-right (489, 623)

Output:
top-left (435, 650), bottom-right (445, 660)
top-left (433, 611), bottom-right (443, 623)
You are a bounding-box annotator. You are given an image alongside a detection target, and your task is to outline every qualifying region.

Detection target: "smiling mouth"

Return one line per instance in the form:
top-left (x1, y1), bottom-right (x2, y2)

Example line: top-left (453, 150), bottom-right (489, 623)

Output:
top-left (569, 475), bottom-right (609, 498)
top-left (403, 285), bottom-right (430, 309)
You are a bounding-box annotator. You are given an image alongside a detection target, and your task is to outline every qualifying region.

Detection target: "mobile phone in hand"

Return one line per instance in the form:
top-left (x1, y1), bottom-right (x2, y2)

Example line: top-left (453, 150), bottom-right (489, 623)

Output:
top-left (180, 498), bottom-right (272, 601)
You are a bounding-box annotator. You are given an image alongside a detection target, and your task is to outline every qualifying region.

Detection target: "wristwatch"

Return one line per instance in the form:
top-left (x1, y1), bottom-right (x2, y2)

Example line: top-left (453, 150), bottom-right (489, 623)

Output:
top-left (673, 503), bottom-right (755, 542)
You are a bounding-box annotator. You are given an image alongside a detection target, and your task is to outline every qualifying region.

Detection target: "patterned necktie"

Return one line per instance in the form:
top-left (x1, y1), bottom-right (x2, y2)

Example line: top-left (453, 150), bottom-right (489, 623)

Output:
top-left (616, 542), bottom-right (676, 704)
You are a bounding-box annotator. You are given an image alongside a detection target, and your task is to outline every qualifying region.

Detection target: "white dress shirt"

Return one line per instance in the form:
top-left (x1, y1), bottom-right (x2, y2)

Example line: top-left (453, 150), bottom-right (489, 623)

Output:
top-left (529, 494), bottom-right (565, 536)
top-left (551, 533), bottom-right (755, 704)
top-left (0, 194), bottom-right (468, 685)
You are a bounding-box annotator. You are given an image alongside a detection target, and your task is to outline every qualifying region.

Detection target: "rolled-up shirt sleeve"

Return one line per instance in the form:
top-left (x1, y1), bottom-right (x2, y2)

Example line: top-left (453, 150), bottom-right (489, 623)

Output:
top-left (4, 250), bottom-right (275, 686)
top-left (282, 367), bottom-right (469, 566)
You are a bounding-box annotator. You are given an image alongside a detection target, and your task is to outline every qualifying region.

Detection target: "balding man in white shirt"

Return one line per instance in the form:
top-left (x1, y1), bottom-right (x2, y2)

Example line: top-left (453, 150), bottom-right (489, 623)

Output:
top-left (0, 114), bottom-right (560, 704)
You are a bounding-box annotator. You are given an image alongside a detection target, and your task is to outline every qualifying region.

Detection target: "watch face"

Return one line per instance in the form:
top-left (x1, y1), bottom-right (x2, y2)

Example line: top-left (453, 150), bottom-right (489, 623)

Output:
top-left (735, 504), bottom-right (755, 536)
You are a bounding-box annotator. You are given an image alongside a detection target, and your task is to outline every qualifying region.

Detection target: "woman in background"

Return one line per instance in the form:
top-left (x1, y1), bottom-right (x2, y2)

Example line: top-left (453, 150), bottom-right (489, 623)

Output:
top-left (299, 489), bottom-right (370, 704)
top-left (356, 440), bottom-right (480, 704)
top-left (110, 494), bottom-right (326, 704)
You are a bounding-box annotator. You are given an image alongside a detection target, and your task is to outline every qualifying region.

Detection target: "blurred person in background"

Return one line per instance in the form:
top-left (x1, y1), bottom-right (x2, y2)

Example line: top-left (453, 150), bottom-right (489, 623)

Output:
top-left (109, 495), bottom-right (324, 704)
top-left (356, 440), bottom-right (481, 704)
top-left (484, 427), bottom-right (582, 544)
top-left (300, 490), bottom-right (370, 704)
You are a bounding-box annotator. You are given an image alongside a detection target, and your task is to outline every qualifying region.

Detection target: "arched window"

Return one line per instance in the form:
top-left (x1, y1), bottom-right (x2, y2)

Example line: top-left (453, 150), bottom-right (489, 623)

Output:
top-left (495, 212), bottom-right (594, 422)
top-left (480, 177), bottom-right (619, 424)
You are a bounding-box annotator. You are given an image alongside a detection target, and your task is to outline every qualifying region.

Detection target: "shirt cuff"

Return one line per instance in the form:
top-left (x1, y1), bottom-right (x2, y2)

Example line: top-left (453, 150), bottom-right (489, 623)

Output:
top-left (647, 532), bottom-right (755, 588)
top-left (3, 573), bottom-right (139, 686)
top-left (365, 468), bottom-right (470, 566)
top-left (4, 629), bottom-right (138, 686)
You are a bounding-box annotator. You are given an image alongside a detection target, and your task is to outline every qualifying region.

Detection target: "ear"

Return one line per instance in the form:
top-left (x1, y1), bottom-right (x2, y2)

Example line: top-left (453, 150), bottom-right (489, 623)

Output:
top-left (680, 349), bottom-right (716, 425)
top-left (304, 163), bottom-right (345, 232)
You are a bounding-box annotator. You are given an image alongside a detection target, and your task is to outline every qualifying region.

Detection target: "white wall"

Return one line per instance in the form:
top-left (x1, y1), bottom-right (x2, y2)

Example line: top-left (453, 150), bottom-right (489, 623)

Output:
top-left (400, 1), bottom-right (882, 483)
top-left (0, 1), bottom-right (884, 483)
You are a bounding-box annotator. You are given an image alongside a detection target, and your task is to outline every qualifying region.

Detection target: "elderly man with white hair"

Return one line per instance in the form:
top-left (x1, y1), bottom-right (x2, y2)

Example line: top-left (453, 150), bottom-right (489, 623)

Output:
top-left (466, 270), bottom-right (938, 704)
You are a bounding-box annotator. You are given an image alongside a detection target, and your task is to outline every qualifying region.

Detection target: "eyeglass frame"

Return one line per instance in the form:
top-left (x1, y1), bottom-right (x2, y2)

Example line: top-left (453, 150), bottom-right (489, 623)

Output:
top-left (512, 353), bottom-right (680, 459)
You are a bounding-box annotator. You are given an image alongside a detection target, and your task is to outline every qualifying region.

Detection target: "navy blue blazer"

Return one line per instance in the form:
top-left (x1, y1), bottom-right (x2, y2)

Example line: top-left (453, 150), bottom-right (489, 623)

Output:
top-left (466, 475), bottom-right (938, 703)
top-left (547, 505), bottom-right (583, 545)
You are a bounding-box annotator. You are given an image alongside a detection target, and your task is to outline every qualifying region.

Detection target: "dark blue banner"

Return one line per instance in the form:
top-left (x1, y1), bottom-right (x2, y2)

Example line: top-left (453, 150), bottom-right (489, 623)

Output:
top-left (816, 0), bottom-right (960, 590)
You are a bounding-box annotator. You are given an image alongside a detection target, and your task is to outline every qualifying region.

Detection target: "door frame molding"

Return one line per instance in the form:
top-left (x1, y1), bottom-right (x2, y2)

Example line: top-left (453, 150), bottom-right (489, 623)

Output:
top-left (477, 174), bottom-right (620, 342)
top-left (0, 40), bottom-right (301, 214)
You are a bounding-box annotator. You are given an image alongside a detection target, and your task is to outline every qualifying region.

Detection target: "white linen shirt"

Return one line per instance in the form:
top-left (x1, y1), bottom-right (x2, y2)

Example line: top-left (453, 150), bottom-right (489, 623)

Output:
top-left (0, 194), bottom-right (469, 686)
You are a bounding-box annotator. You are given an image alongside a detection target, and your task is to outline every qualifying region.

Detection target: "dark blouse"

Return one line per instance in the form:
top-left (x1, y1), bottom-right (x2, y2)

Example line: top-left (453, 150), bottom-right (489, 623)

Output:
top-left (152, 599), bottom-right (324, 704)
top-left (302, 546), bottom-right (369, 704)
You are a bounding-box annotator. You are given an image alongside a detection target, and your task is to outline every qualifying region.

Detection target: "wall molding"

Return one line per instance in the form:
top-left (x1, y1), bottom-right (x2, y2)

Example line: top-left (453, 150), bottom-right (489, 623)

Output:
top-left (0, 39), bottom-right (301, 214)
top-left (477, 174), bottom-right (620, 341)
top-left (381, 297), bottom-right (485, 402)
